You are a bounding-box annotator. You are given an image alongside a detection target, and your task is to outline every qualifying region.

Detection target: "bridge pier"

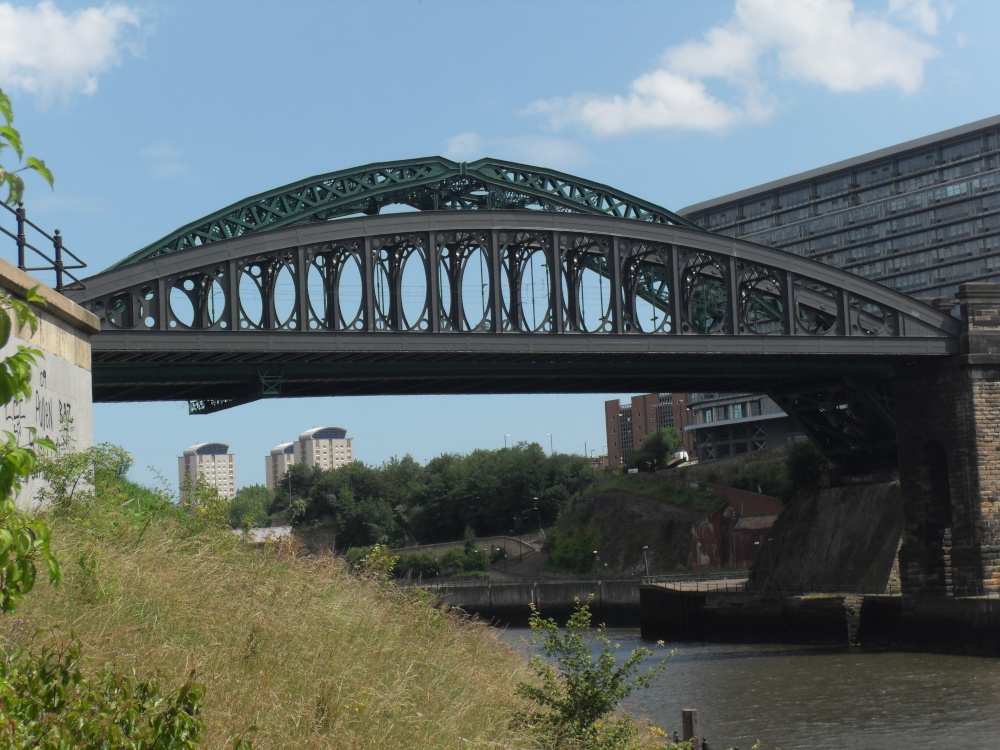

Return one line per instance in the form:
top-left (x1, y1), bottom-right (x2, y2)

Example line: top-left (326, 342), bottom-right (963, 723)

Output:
top-left (896, 284), bottom-right (1000, 596)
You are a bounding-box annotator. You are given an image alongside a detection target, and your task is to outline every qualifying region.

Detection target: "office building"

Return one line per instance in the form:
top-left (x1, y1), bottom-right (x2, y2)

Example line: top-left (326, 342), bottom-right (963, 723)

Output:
top-left (264, 426), bottom-right (354, 490)
top-left (677, 116), bottom-right (1000, 461)
top-left (179, 442), bottom-right (236, 500)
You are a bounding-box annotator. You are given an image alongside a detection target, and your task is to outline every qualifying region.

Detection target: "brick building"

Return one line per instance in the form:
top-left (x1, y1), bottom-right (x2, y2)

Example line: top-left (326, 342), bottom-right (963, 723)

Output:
top-left (604, 393), bottom-right (694, 468)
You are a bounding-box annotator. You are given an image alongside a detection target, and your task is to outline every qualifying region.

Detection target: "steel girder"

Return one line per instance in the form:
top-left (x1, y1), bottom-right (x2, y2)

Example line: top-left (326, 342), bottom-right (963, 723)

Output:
top-left (71, 211), bottom-right (962, 472)
top-left (104, 157), bottom-right (701, 271)
top-left (767, 380), bottom-right (899, 473)
top-left (76, 211), bottom-right (959, 343)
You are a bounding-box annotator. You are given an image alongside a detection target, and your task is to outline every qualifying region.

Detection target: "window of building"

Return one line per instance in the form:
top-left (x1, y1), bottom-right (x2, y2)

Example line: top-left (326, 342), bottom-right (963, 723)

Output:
top-left (777, 186), bottom-right (811, 209)
top-left (941, 137), bottom-right (982, 162)
top-left (896, 151), bottom-right (936, 175)
top-left (816, 174), bottom-right (850, 198)
top-left (855, 163), bottom-right (892, 187)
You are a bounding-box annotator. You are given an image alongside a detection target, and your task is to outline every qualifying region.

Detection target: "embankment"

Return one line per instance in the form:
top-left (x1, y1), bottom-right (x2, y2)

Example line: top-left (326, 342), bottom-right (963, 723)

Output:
top-left (426, 579), bottom-right (640, 627)
top-left (748, 481), bottom-right (902, 593)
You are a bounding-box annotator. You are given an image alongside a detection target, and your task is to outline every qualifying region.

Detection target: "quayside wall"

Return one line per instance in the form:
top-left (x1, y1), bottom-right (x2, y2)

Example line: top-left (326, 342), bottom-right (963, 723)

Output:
top-left (857, 596), bottom-right (1000, 654)
top-left (639, 585), bottom-right (854, 645)
top-left (640, 585), bottom-right (1000, 654)
top-left (424, 580), bottom-right (640, 627)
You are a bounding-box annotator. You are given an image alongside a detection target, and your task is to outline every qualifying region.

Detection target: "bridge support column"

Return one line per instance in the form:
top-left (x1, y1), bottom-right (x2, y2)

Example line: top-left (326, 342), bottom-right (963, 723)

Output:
top-left (896, 284), bottom-right (1000, 596)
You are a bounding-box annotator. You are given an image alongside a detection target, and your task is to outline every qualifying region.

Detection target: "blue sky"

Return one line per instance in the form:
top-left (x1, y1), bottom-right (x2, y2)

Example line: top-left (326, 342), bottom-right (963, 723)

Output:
top-left (2, 0), bottom-right (997, 490)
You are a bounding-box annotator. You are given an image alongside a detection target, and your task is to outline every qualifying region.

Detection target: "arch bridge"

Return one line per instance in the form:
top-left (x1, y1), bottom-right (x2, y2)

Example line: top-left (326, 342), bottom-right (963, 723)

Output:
top-left (71, 157), bottom-right (960, 474)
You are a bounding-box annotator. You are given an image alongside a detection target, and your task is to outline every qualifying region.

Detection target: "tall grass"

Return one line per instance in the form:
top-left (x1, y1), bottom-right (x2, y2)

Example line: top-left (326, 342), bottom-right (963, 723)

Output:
top-left (11, 488), bottom-right (533, 749)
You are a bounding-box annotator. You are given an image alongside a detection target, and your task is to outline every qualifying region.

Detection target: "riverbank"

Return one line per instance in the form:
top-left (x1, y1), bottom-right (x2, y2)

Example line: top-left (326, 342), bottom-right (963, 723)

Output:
top-left (12, 490), bottom-right (535, 749)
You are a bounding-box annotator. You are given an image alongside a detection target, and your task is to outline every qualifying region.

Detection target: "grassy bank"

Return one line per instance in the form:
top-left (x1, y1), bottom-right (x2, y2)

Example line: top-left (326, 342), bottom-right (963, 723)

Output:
top-left (10, 485), bottom-right (533, 749)
top-left (582, 475), bottom-right (721, 514)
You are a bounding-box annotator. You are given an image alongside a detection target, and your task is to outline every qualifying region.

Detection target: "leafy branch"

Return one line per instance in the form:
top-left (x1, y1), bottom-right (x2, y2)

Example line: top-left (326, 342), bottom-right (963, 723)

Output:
top-left (0, 88), bottom-right (54, 204)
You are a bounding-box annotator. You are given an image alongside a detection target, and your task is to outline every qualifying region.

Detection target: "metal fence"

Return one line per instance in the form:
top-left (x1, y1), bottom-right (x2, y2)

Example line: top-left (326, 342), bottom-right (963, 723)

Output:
top-left (0, 201), bottom-right (86, 290)
top-left (416, 570), bottom-right (752, 589)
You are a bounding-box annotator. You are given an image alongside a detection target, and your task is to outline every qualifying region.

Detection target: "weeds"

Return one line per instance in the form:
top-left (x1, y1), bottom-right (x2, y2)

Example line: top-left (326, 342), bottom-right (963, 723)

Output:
top-left (515, 598), bottom-right (670, 749)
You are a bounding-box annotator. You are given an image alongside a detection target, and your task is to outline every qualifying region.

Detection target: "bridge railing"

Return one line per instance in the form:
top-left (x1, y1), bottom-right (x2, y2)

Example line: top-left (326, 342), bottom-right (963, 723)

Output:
top-left (0, 201), bottom-right (86, 290)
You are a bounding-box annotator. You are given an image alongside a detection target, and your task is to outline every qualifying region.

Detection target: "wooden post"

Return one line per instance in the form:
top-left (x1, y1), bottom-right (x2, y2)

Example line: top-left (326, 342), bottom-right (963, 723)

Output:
top-left (682, 708), bottom-right (699, 742)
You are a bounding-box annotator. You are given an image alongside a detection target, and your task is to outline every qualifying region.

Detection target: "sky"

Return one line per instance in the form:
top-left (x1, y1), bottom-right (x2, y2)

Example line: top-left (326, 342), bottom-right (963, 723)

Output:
top-left (1, 0), bottom-right (998, 491)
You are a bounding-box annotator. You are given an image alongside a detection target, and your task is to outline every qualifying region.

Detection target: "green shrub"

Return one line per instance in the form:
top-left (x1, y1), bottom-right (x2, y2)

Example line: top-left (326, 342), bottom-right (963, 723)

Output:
top-left (515, 599), bottom-right (667, 750)
top-left (395, 551), bottom-right (441, 579)
top-left (547, 527), bottom-right (601, 574)
top-left (0, 638), bottom-right (212, 749)
top-left (440, 546), bottom-right (490, 576)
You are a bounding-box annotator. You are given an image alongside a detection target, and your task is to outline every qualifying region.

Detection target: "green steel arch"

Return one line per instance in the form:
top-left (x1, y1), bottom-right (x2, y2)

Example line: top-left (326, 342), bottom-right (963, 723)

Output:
top-left (107, 156), bottom-right (700, 270)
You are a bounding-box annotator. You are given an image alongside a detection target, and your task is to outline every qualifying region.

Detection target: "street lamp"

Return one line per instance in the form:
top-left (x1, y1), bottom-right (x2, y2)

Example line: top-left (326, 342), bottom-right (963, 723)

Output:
top-left (504, 433), bottom-right (511, 448)
top-left (532, 500), bottom-right (543, 539)
top-left (642, 545), bottom-right (650, 578)
top-left (546, 432), bottom-right (553, 455)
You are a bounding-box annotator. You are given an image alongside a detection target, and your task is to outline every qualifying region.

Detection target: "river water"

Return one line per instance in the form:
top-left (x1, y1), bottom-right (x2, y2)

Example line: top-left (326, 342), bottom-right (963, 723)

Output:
top-left (496, 628), bottom-right (1000, 749)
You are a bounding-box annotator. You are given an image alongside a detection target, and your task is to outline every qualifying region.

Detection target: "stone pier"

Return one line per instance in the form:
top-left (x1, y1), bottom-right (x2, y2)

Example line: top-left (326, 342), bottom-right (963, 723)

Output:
top-left (896, 283), bottom-right (1000, 595)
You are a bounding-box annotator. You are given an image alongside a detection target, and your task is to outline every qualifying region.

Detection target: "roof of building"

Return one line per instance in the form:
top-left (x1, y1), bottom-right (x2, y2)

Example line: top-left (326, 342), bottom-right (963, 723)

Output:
top-left (678, 114), bottom-right (1000, 216)
top-left (299, 426), bottom-right (348, 441)
top-left (270, 442), bottom-right (296, 456)
top-left (182, 442), bottom-right (229, 457)
top-left (735, 515), bottom-right (778, 531)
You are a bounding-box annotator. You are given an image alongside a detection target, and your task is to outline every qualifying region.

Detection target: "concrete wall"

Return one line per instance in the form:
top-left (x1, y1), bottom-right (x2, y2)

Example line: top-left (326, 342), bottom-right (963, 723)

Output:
top-left (857, 595), bottom-right (1000, 654)
top-left (747, 483), bottom-right (902, 593)
top-left (0, 259), bottom-right (99, 507)
top-left (393, 534), bottom-right (538, 559)
top-left (425, 579), bottom-right (641, 627)
top-left (639, 585), bottom-right (851, 644)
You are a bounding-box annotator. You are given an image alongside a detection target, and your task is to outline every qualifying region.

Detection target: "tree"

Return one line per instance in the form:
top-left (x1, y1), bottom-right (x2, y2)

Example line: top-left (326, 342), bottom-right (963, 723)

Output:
top-left (0, 87), bottom-right (53, 204)
top-left (229, 484), bottom-right (273, 528)
top-left (0, 88), bottom-right (59, 610)
top-left (628, 427), bottom-right (682, 473)
top-left (515, 600), bottom-right (667, 749)
top-left (0, 291), bottom-right (59, 610)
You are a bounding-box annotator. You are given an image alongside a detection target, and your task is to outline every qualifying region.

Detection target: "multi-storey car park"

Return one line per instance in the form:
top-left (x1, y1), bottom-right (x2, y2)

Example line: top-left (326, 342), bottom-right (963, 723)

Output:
top-left (677, 115), bottom-right (1000, 461)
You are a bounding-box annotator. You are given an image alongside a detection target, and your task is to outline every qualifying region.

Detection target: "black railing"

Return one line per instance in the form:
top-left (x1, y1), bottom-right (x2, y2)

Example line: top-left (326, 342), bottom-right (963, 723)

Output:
top-left (0, 201), bottom-right (86, 290)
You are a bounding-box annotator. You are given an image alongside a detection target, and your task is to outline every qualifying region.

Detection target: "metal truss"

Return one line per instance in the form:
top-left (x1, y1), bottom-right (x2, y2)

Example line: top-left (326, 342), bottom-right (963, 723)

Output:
top-left (73, 210), bottom-right (962, 469)
top-left (106, 157), bottom-right (701, 271)
top-left (77, 211), bottom-right (959, 344)
top-left (768, 380), bottom-right (898, 473)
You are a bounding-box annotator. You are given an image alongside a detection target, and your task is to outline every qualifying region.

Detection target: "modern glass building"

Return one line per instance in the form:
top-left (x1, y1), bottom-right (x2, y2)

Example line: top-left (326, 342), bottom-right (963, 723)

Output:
top-left (677, 115), bottom-right (1000, 461)
top-left (679, 115), bottom-right (1000, 302)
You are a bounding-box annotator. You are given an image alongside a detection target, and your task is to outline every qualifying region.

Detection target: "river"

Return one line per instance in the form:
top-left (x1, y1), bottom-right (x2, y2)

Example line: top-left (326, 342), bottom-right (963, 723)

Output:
top-left (496, 628), bottom-right (1000, 749)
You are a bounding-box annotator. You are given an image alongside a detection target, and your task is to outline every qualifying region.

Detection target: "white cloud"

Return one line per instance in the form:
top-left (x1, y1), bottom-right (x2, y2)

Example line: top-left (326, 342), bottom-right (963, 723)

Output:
top-left (738, 0), bottom-right (939, 94)
top-left (0, 1), bottom-right (143, 102)
top-left (444, 133), bottom-right (587, 170)
top-left (140, 141), bottom-right (191, 180)
top-left (529, 0), bottom-right (945, 137)
top-left (889, 0), bottom-right (952, 35)
top-left (443, 132), bottom-right (483, 161)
